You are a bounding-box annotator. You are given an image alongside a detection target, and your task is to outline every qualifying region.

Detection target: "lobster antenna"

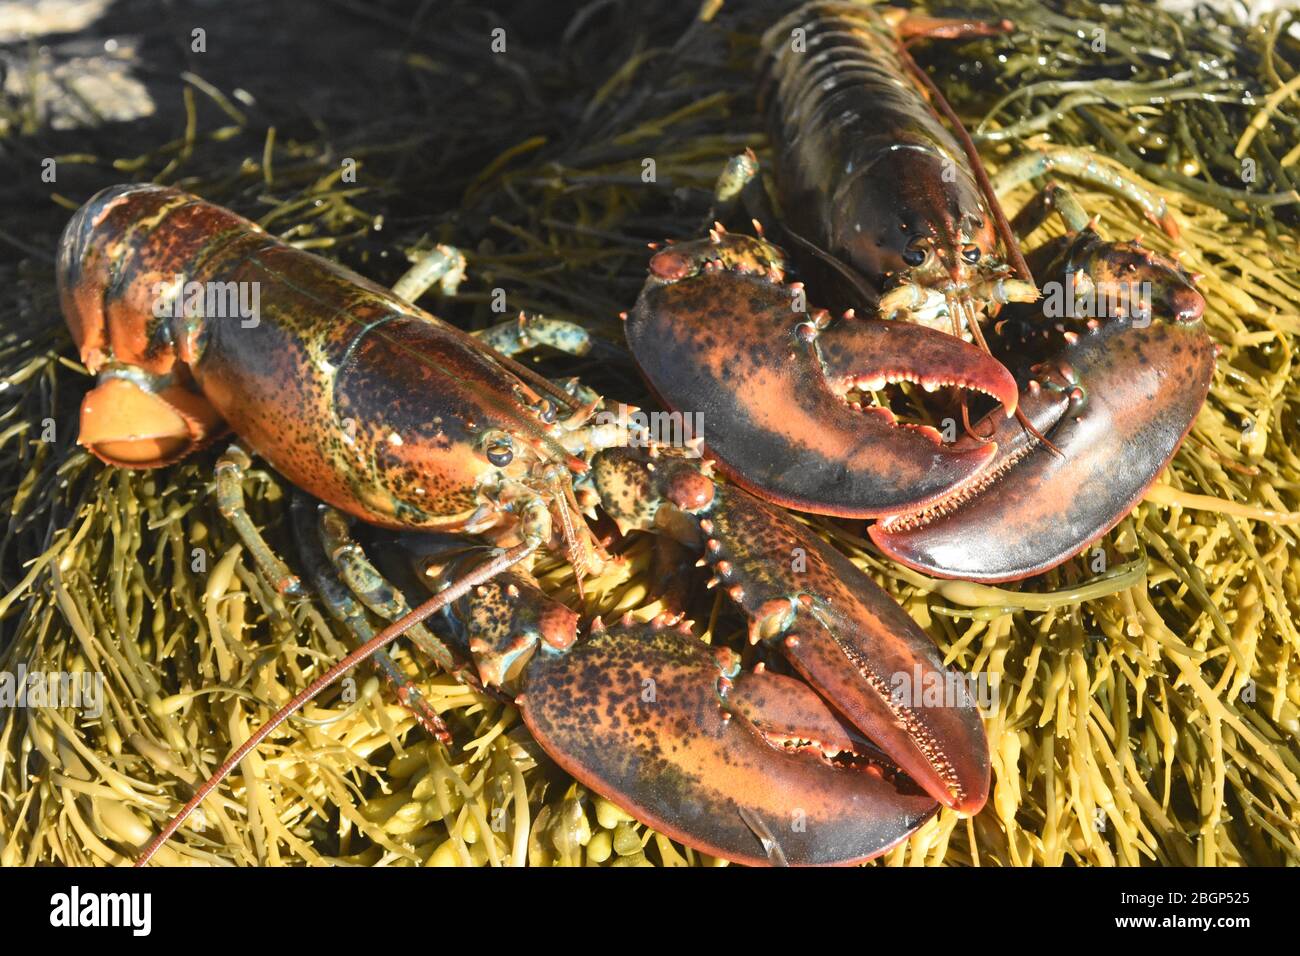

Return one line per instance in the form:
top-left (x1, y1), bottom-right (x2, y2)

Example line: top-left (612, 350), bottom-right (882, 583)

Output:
top-left (548, 470), bottom-right (589, 599)
top-left (895, 40), bottom-right (1033, 285)
top-left (134, 539), bottom-right (538, 866)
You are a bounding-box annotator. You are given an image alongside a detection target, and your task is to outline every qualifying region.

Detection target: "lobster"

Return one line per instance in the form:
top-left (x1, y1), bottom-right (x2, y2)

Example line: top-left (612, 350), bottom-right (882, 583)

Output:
top-left (626, 0), bottom-right (1215, 582)
top-left (54, 1), bottom-right (1216, 868)
top-left (58, 182), bottom-right (989, 866)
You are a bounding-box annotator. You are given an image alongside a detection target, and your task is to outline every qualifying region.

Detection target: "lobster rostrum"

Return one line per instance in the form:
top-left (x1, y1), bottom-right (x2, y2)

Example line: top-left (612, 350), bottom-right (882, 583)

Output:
top-left (58, 183), bottom-right (989, 866)
top-left (626, 1), bottom-right (1214, 583)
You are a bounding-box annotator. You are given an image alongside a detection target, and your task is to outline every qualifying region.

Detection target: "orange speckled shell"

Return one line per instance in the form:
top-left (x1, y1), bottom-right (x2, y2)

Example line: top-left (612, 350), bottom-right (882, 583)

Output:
top-left (58, 185), bottom-right (564, 531)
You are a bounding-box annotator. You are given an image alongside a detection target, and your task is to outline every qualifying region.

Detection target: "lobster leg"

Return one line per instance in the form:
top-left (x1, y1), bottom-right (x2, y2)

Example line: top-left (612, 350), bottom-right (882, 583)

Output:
top-left (290, 493), bottom-right (450, 742)
top-left (391, 244), bottom-right (467, 303)
top-left (887, 10), bottom-right (1014, 41)
top-left (215, 444), bottom-right (304, 597)
top-left (709, 148), bottom-right (765, 229)
top-left (475, 313), bottom-right (596, 359)
top-left (1009, 182), bottom-right (1093, 237)
top-left (315, 505), bottom-right (460, 673)
top-left (991, 148), bottom-right (1181, 239)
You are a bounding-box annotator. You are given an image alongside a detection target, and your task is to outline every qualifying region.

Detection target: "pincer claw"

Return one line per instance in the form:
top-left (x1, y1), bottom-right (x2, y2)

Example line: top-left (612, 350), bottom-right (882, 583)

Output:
top-left (519, 614), bottom-right (940, 866)
top-left (628, 235), bottom-right (1018, 517)
top-left (591, 449), bottom-right (991, 821)
top-left (384, 523), bottom-right (949, 866)
top-left (690, 476), bottom-right (991, 814)
top-left (871, 232), bottom-right (1216, 582)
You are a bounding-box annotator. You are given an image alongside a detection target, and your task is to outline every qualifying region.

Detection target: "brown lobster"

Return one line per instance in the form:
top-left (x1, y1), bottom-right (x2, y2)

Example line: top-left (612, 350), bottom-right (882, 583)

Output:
top-left (627, 1), bottom-right (1215, 583)
top-left (58, 183), bottom-right (988, 867)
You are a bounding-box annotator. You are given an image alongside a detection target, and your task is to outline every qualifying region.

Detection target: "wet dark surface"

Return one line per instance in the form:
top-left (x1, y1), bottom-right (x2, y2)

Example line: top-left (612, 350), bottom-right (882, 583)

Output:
top-left (0, 0), bottom-right (708, 270)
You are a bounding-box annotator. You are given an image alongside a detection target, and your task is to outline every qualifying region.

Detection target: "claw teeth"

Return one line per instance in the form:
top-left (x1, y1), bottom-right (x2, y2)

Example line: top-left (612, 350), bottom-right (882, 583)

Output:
top-left (921, 379), bottom-right (941, 393)
top-left (856, 375), bottom-right (886, 392)
top-left (858, 405), bottom-right (897, 426)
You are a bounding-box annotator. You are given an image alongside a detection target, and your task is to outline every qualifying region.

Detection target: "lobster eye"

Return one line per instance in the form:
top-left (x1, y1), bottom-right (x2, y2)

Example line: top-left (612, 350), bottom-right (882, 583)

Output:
top-left (962, 246), bottom-right (981, 264)
top-left (536, 398), bottom-right (556, 424)
top-left (486, 440), bottom-right (514, 467)
top-left (902, 248), bottom-right (925, 267)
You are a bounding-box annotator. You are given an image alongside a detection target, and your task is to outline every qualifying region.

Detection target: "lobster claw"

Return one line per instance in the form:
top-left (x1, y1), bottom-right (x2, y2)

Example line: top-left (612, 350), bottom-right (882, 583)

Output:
top-left (871, 233), bottom-right (1216, 582)
top-left (591, 450), bottom-right (990, 825)
top-left (373, 449), bottom-right (987, 865)
top-left (400, 530), bottom-right (942, 866)
top-left (686, 468), bottom-right (991, 815)
top-left (519, 615), bottom-right (939, 866)
top-left (627, 235), bottom-right (1018, 517)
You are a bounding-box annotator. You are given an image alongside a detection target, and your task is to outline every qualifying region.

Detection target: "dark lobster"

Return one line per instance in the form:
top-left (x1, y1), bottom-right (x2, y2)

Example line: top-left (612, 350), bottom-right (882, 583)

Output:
top-left (58, 183), bottom-right (988, 866)
top-left (626, 1), bottom-right (1215, 582)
